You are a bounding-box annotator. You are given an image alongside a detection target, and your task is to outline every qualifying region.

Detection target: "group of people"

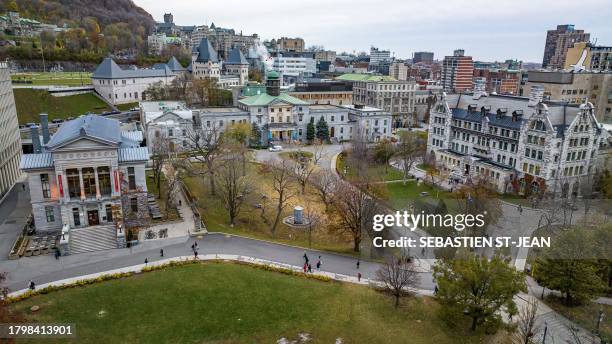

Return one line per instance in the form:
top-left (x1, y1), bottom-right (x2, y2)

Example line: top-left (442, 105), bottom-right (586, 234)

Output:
top-left (302, 252), bottom-right (323, 273)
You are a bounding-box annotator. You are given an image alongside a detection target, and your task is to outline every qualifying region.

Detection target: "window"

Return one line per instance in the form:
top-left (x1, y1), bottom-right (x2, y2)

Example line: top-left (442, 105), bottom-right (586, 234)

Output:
top-left (40, 174), bottom-right (50, 198)
top-left (98, 167), bottom-right (111, 196)
top-left (105, 204), bottom-right (113, 222)
top-left (82, 168), bottom-right (96, 198)
top-left (66, 169), bottom-right (80, 199)
top-left (168, 128), bottom-right (173, 137)
top-left (130, 197), bottom-right (138, 212)
top-left (45, 206), bottom-right (54, 222)
top-left (128, 167), bottom-right (136, 190)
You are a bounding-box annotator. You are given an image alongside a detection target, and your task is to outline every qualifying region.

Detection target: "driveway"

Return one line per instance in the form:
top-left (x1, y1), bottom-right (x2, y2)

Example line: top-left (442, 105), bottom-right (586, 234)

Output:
top-left (0, 182), bottom-right (31, 261)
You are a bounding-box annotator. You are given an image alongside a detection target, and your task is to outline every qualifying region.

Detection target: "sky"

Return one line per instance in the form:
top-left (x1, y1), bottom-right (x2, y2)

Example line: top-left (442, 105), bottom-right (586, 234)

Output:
top-left (133, 0), bottom-right (612, 63)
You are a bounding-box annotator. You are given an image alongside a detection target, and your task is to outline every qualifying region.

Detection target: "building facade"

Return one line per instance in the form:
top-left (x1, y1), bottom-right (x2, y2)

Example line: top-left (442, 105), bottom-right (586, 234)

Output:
top-left (389, 61), bottom-right (408, 81)
top-left (20, 115), bottom-right (149, 254)
top-left (426, 88), bottom-right (605, 195)
top-left (523, 71), bottom-right (612, 123)
top-left (564, 42), bottom-right (612, 72)
top-left (370, 47), bottom-right (391, 66)
top-left (272, 37), bottom-right (305, 52)
top-left (413, 52), bottom-right (434, 65)
top-left (0, 61), bottom-right (22, 199)
top-left (92, 58), bottom-right (178, 105)
top-left (542, 25), bottom-right (590, 70)
top-left (441, 49), bottom-right (474, 93)
top-left (473, 68), bottom-right (520, 95)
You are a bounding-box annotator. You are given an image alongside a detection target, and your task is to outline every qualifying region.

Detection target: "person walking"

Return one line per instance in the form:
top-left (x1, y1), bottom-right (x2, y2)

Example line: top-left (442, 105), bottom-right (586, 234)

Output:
top-left (357, 272), bottom-right (362, 282)
top-left (144, 258), bottom-right (148, 265)
top-left (518, 204), bottom-right (523, 214)
top-left (303, 262), bottom-right (308, 273)
top-left (194, 241), bottom-right (198, 250)
top-left (28, 280), bottom-right (35, 291)
top-left (356, 260), bottom-right (360, 269)
top-left (303, 251), bottom-right (309, 264)
top-left (307, 263), bottom-right (312, 273)
top-left (191, 243), bottom-right (195, 252)
top-left (160, 249), bottom-right (164, 257)
top-left (194, 250), bottom-right (198, 259)
top-left (316, 256), bottom-right (322, 271)
top-left (54, 248), bottom-right (60, 260)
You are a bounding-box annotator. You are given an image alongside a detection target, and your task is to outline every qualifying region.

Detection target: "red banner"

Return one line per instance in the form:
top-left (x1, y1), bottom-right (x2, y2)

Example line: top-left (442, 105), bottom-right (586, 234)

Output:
top-left (58, 174), bottom-right (64, 198)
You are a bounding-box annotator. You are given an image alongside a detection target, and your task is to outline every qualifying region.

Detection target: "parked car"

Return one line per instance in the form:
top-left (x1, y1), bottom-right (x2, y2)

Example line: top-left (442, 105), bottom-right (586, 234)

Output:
top-left (268, 145), bottom-right (283, 152)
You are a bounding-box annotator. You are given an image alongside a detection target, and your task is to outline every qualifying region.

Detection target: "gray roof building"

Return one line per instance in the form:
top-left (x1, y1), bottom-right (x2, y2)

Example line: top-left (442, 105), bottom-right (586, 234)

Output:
top-left (226, 47), bottom-right (248, 65)
top-left (193, 37), bottom-right (219, 63)
top-left (93, 58), bottom-right (175, 79)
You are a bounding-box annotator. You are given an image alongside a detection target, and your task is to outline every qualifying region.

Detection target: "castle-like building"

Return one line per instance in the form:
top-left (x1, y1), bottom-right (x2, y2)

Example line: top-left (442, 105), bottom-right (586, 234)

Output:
top-left (427, 84), bottom-right (607, 196)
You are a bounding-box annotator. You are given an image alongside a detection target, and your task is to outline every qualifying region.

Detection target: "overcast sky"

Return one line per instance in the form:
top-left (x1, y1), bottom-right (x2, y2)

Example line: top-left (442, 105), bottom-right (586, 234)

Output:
top-left (133, 0), bottom-right (612, 63)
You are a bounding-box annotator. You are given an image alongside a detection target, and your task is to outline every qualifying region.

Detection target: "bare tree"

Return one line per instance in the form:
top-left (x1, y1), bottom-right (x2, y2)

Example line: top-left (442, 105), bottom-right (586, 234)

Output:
top-left (376, 255), bottom-right (419, 308)
top-left (290, 152), bottom-right (317, 194)
top-left (311, 143), bottom-right (325, 166)
top-left (395, 131), bottom-right (426, 185)
top-left (304, 203), bottom-right (323, 248)
top-left (268, 159), bottom-right (296, 235)
top-left (513, 298), bottom-right (540, 344)
top-left (185, 124), bottom-right (223, 196)
top-left (217, 153), bottom-right (252, 226)
top-left (150, 132), bottom-right (171, 199)
top-left (332, 183), bottom-right (380, 252)
top-left (311, 169), bottom-right (339, 212)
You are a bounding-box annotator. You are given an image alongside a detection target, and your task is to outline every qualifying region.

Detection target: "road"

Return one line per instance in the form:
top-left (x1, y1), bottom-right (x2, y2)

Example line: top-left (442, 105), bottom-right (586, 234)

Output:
top-left (0, 182), bottom-right (31, 262)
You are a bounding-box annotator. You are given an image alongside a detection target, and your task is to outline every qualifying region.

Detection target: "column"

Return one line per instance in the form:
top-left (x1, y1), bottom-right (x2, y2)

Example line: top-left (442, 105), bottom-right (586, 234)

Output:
top-left (94, 167), bottom-right (101, 200)
top-left (78, 168), bottom-right (85, 200)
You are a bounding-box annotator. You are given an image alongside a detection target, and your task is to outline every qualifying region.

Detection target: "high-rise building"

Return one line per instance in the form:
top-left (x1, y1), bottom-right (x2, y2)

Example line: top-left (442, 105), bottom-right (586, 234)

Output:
top-left (389, 61), bottom-right (408, 81)
top-left (413, 52), bottom-right (434, 65)
top-left (441, 49), bottom-right (474, 93)
top-left (473, 68), bottom-right (520, 95)
top-left (0, 61), bottom-right (22, 199)
top-left (542, 25), bottom-right (590, 70)
top-left (564, 42), bottom-right (612, 72)
top-left (369, 46), bottom-right (391, 65)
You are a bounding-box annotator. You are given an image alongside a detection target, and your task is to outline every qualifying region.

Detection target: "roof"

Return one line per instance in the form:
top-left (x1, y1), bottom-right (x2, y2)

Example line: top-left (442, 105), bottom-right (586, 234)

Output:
top-left (118, 147), bottom-right (150, 163)
top-left (20, 153), bottom-right (53, 170)
top-left (239, 92), bottom-right (308, 107)
top-left (336, 74), bottom-right (396, 82)
top-left (226, 48), bottom-right (248, 65)
top-left (451, 108), bottom-right (524, 130)
top-left (267, 70), bottom-right (280, 79)
top-left (47, 115), bottom-right (122, 149)
top-left (93, 58), bottom-right (175, 79)
top-left (166, 56), bottom-right (185, 72)
top-left (121, 131), bottom-right (144, 143)
top-left (194, 38), bottom-right (219, 63)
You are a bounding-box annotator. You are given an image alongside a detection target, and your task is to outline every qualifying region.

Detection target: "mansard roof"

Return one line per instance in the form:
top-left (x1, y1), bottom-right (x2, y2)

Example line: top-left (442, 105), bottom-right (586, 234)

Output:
top-left (451, 108), bottom-right (525, 130)
top-left (93, 58), bottom-right (175, 79)
top-left (238, 92), bottom-right (308, 107)
top-left (194, 38), bottom-right (219, 63)
top-left (226, 48), bottom-right (248, 65)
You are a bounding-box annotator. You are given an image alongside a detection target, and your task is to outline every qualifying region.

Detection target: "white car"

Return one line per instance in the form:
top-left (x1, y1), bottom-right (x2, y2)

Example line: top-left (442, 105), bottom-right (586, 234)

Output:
top-left (268, 145), bottom-right (283, 152)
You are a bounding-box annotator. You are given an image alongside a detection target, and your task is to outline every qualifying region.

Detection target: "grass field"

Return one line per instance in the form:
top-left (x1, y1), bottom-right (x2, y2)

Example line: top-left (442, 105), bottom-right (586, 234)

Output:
top-left (10, 263), bottom-right (495, 344)
top-left (336, 153), bottom-right (404, 182)
top-left (11, 72), bottom-right (92, 86)
top-left (116, 102), bottom-right (139, 112)
top-left (14, 89), bottom-right (111, 124)
top-left (383, 180), bottom-right (455, 211)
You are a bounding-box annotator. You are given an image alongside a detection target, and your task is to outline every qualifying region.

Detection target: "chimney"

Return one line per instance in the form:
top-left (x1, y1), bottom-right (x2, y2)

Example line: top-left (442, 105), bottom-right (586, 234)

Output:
top-left (31, 126), bottom-right (42, 153)
top-left (472, 78), bottom-right (487, 100)
top-left (528, 85), bottom-right (544, 107)
top-left (40, 113), bottom-right (50, 144)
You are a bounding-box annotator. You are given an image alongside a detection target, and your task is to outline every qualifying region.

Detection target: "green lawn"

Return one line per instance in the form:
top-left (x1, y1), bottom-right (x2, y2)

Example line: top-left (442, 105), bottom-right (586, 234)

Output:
top-left (14, 89), bottom-right (111, 124)
top-left (384, 180), bottom-right (455, 211)
top-left (12, 72), bottom-right (92, 86)
top-left (116, 102), bottom-right (139, 111)
top-left (336, 153), bottom-right (404, 182)
top-left (10, 263), bottom-right (493, 344)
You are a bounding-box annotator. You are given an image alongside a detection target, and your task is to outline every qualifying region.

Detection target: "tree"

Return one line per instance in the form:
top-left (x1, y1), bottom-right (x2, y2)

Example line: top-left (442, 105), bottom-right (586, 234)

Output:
top-left (513, 298), bottom-right (541, 344)
top-left (306, 117), bottom-right (316, 143)
top-left (250, 123), bottom-right (262, 147)
top-left (226, 122), bottom-right (252, 176)
top-left (290, 151), bottom-right (317, 194)
top-left (395, 131), bottom-right (426, 184)
top-left (150, 132), bottom-right (172, 199)
top-left (304, 204), bottom-right (323, 248)
top-left (315, 116), bottom-right (329, 142)
top-left (376, 255), bottom-right (419, 308)
top-left (184, 125), bottom-right (223, 196)
top-left (332, 183), bottom-right (380, 252)
top-left (433, 252), bottom-right (526, 332)
top-left (373, 139), bottom-right (395, 172)
top-left (311, 169), bottom-right (338, 212)
top-left (534, 229), bottom-right (604, 306)
top-left (267, 159), bottom-right (296, 235)
top-left (217, 153), bottom-right (252, 226)
top-left (453, 176), bottom-right (502, 236)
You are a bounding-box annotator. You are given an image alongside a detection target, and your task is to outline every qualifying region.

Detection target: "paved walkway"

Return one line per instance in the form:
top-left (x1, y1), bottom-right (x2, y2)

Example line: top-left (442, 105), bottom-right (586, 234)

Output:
top-left (0, 233), bottom-right (435, 293)
top-left (0, 181), bottom-right (31, 262)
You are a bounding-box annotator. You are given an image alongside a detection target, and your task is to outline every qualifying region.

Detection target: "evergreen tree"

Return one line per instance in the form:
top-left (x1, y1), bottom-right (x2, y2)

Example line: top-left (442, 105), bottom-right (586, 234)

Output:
top-left (306, 117), bottom-right (316, 143)
top-left (315, 116), bottom-right (329, 142)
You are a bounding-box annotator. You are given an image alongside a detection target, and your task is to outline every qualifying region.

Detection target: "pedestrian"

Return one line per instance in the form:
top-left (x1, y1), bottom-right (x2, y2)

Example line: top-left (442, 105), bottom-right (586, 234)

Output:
top-left (144, 258), bottom-right (148, 265)
top-left (194, 250), bottom-right (198, 259)
top-left (29, 280), bottom-right (35, 290)
top-left (357, 272), bottom-right (362, 282)
top-left (307, 263), bottom-right (312, 273)
top-left (194, 241), bottom-right (198, 250)
top-left (160, 249), bottom-right (164, 257)
top-left (179, 199), bottom-right (182, 206)
top-left (421, 247), bottom-right (425, 256)
top-left (21, 184), bottom-right (25, 191)
top-left (303, 251), bottom-right (309, 264)
top-left (303, 262), bottom-right (308, 273)
top-left (316, 256), bottom-right (321, 271)
top-left (356, 260), bottom-right (360, 269)
top-left (54, 248), bottom-right (60, 260)
top-left (434, 285), bottom-right (439, 295)
top-left (518, 205), bottom-right (523, 213)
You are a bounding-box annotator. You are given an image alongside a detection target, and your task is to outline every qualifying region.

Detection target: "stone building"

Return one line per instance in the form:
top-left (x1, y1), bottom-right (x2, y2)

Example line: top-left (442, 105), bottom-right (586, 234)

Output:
top-left (0, 61), bottom-right (22, 200)
top-left (426, 87), bottom-right (606, 195)
top-left (542, 25), bottom-right (590, 70)
top-left (564, 42), bottom-right (612, 72)
top-left (441, 49), bottom-right (474, 93)
top-left (20, 115), bottom-right (149, 254)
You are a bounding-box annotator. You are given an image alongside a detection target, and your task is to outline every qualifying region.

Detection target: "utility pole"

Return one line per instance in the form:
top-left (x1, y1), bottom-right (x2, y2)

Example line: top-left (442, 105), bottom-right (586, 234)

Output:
top-left (541, 321), bottom-right (547, 344)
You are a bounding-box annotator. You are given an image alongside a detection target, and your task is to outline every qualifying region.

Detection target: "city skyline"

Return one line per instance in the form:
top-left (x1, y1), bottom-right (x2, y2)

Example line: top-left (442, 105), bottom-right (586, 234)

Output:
top-left (134, 0), bottom-right (612, 63)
